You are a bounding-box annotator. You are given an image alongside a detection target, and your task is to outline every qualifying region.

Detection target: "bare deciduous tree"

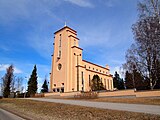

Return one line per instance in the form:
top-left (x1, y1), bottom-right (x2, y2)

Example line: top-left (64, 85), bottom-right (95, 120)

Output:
top-left (124, 0), bottom-right (160, 89)
top-left (16, 77), bottom-right (23, 92)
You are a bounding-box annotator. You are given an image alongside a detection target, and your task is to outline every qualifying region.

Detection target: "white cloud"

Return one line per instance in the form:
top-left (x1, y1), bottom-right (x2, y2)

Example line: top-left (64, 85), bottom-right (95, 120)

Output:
top-left (0, 64), bottom-right (8, 71)
top-left (0, 0), bottom-right (63, 24)
top-left (0, 45), bottom-right (10, 51)
top-left (64, 0), bottom-right (94, 8)
top-left (0, 64), bottom-right (22, 74)
top-left (104, 0), bottom-right (115, 7)
top-left (78, 25), bottom-right (111, 48)
top-left (0, 0), bottom-right (63, 59)
top-left (0, 0), bottom-right (29, 24)
top-left (27, 32), bottom-right (53, 59)
top-left (14, 67), bottom-right (23, 74)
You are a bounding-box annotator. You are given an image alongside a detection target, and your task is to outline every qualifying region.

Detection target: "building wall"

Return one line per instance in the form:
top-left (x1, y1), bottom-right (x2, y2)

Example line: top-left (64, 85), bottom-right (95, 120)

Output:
top-left (43, 89), bottom-right (160, 98)
top-left (50, 26), bottom-right (78, 92)
top-left (50, 26), bottom-right (113, 92)
top-left (81, 60), bottom-right (113, 91)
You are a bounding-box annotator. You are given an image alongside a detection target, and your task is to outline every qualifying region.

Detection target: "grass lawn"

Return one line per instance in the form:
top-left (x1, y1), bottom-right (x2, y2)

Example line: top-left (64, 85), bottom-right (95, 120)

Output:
top-left (0, 98), bottom-right (160, 120)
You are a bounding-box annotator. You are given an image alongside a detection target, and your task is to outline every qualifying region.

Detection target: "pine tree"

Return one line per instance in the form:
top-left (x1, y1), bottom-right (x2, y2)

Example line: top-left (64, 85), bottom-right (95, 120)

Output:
top-left (119, 78), bottom-right (125, 90)
top-left (41, 78), bottom-right (48, 93)
top-left (134, 69), bottom-right (150, 90)
top-left (154, 60), bottom-right (160, 89)
top-left (125, 71), bottom-right (134, 89)
top-left (113, 72), bottom-right (119, 89)
top-left (91, 75), bottom-right (105, 91)
top-left (125, 70), bottom-right (150, 90)
top-left (113, 71), bottom-right (125, 90)
top-left (27, 65), bottom-right (38, 96)
top-left (2, 65), bottom-right (14, 98)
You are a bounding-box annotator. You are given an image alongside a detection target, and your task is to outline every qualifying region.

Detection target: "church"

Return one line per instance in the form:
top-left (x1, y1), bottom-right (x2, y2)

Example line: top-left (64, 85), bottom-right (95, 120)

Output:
top-left (50, 26), bottom-right (113, 92)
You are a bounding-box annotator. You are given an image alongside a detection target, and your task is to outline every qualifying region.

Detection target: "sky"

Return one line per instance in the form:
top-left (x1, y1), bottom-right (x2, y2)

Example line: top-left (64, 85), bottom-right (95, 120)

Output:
top-left (0, 0), bottom-right (139, 93)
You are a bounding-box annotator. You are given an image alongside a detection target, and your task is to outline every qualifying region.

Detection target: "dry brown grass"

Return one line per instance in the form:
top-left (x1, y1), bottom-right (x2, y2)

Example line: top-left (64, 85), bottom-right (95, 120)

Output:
top-left (0, 98), bottom-right (160, 120)
top-left (67, 97), bottom-right (160, 105)
top-left (87, 97), bottom-right (160, 105)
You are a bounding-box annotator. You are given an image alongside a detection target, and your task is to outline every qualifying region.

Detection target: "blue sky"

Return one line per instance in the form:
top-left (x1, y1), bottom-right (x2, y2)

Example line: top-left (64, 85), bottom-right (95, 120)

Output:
top-left (0, 0), bottom-right (138, 92)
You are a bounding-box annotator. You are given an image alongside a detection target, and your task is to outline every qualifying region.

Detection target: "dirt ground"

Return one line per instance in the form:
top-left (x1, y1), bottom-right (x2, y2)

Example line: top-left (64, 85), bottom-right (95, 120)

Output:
top-left (0, 98), bottom-right (160, 120)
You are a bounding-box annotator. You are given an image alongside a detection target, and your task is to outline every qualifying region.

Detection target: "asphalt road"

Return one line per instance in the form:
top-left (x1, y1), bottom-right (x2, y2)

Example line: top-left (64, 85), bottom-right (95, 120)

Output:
top-left (0, 108), bottom-right (25, 120)
top-left (27, 98), bottom-right (160, 115)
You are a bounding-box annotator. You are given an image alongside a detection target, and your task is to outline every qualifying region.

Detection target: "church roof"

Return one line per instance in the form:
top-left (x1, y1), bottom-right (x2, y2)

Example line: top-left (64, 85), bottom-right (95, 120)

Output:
top-left (82, 59), bottom-right (109, 70)
top-left (54, 26), bottom-right (77, 34)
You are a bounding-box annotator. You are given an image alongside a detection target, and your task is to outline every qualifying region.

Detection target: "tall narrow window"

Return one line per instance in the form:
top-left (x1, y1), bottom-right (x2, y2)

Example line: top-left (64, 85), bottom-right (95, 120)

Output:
top-left (89, 75), bottom-right (91, 86)
top-left (59, 34), bottom-right (62, 47)
top-left (82, 72), bottom-right (84, 85)
top-left (104, 79), bottom-right (106, 89)
top-left (58, 51), bottom-right (61, 58)
top-left (82, 71), bottom-right (84, 91)
top-left (58, 34), bottom-right (62, 58)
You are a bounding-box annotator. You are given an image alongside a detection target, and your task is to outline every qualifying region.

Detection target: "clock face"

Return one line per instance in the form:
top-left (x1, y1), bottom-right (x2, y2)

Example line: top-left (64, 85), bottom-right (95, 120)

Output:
top-left (58, 63), bottom-right (62, 70)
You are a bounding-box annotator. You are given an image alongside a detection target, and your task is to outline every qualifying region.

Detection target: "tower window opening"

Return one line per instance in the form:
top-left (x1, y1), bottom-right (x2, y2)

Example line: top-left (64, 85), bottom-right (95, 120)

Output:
top-left (58, 34), bottom-right (62, 58)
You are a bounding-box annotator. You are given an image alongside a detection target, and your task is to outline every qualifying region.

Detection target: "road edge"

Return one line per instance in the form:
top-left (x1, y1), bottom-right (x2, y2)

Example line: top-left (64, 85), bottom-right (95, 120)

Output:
top-left (0, 106), bottom-right (31, 120)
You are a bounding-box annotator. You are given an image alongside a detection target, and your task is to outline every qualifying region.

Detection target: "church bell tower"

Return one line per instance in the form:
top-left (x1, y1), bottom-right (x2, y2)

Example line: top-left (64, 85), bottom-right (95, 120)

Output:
top-left (50, 26), bottom-right (82, 92)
